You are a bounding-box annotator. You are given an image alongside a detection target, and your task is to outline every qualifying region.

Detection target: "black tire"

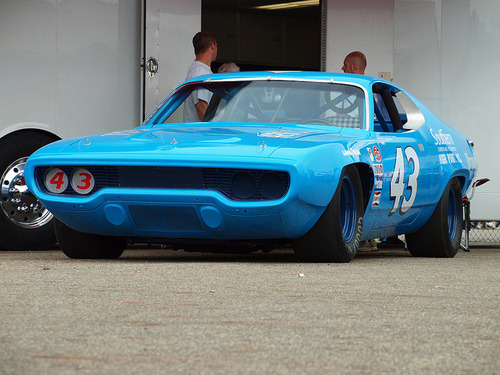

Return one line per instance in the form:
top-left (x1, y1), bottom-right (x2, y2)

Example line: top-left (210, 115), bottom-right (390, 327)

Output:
top-left (54, 219), bottom-right (127, 259)
top-left (406, 178), bottom-right (463, 257)
top-left (293, 165), bottom-right (363, 263)
top-left (0, 131), bottom-right (58, 250)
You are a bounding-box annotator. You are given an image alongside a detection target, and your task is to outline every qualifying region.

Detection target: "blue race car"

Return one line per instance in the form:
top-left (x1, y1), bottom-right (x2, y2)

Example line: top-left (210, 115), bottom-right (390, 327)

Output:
top-left (24, 72), bottom-right (477, 262)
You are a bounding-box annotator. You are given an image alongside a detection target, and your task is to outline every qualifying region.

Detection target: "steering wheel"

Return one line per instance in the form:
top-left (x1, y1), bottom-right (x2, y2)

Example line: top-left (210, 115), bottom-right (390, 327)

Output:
top-left (243, 90), bottom-right (271, 122)
top-left (326, 92), bottom-right (362, 115)
top-left (302, 118), bottom-right (332, 126)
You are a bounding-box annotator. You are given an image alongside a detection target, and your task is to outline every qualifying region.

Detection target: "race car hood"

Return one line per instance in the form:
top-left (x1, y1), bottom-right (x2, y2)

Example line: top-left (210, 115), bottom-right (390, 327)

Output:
top-left (26, 123), bottom-right (371, 210)
top-left (33, 123), bottom-right (346, 163)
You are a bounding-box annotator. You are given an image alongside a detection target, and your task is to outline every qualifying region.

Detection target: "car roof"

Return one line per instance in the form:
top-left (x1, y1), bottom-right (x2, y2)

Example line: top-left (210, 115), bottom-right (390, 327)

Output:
top-left (183, 71), bottom-right (387, 87)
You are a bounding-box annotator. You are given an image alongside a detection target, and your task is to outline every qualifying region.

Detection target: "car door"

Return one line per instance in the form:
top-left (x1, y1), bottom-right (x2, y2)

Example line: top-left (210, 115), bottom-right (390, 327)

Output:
top-left (369, 84), bottom-right (435, 231)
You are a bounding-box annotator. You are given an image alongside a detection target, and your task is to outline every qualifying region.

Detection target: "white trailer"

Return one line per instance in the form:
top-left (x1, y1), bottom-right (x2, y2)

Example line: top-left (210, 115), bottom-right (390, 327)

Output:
top-left (0, 0), bottom-right (142, 250)
top-left (0, 0), bottom-right (200, 251)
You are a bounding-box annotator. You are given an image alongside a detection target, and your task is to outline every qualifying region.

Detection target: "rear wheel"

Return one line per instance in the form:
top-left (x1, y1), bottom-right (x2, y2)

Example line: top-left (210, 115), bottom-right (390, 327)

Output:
top-left (55, 219), bottom-right (127, 259)
top-left (293, 166), bottom-right (363, 263)
top-left (0, 131), bottom-right (57, 250)
top-left (406, 178), bottom-right (463, 257)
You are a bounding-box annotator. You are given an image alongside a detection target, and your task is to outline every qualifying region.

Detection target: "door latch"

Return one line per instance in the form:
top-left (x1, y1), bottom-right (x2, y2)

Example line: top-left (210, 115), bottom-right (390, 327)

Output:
top-left (146, 57), bottom-right (159, 77)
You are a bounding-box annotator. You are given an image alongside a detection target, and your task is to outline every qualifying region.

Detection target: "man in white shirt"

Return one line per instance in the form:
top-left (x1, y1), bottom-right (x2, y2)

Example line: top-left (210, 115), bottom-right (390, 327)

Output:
top-left (183, 32), bottom-right (218, 122)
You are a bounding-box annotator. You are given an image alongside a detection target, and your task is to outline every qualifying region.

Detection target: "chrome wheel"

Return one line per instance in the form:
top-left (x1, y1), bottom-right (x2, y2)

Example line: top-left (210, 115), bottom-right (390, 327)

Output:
top-left (1, 157), bottom-right (53, 229)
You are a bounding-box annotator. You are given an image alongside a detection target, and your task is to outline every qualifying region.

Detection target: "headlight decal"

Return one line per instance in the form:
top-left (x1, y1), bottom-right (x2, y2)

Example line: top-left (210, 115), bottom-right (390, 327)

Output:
top-left (44, 168), bottom-right (69, 194)
top-left (70, 168), bottom-right (95, 195)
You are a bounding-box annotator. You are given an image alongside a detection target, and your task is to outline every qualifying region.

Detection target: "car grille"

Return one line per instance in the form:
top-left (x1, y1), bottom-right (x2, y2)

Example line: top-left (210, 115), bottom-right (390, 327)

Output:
top-left (35, 166), bottom-right (290, 201)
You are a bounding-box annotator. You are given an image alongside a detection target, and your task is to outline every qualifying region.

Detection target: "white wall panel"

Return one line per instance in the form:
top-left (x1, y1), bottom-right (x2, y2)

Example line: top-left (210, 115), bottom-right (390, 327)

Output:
top-left (325, 0), bottom-right (394, 77)
top-left (57, 0), bottom-right (141, 138)
top-left (440, 0), bottom-right (500, 219)
top-left (394, 0), bottom-right (441, 113)
top-left (395, 0), bottom-right (500, 220)
top-left (0, 0), bottom-right (57, 134)
top-left (1, 0), bottom-right (141, 140)
top-left (144, 0), bottom-right (201, 116)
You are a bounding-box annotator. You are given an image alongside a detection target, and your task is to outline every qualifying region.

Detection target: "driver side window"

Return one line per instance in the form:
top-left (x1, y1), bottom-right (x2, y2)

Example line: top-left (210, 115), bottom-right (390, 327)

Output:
top-left (373, 86), bottom-right (408, 133)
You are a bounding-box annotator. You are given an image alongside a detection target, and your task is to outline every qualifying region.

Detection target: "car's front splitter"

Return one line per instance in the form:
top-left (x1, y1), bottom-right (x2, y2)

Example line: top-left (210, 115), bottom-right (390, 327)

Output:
top-left (44, 189), bottom-right (325, 240)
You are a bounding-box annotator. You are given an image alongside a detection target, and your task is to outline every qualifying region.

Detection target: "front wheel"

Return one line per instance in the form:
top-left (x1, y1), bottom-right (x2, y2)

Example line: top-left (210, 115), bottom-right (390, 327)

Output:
top-left (406, 178), bottom-right (463, 257)
top-left (55, 219), bottom-right (127, 259)
top-left (293, 165), bottom-right (363, 263)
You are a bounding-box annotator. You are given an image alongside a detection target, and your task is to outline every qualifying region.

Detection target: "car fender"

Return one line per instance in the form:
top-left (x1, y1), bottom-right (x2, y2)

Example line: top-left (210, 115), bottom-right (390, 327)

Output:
top-left (272, 139), bottom-right (371, 208)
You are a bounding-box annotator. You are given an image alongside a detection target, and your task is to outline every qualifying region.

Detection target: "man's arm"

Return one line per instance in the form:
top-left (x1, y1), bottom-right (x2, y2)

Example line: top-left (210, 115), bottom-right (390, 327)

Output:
top-left (195, 100), bottom-right (208, 121)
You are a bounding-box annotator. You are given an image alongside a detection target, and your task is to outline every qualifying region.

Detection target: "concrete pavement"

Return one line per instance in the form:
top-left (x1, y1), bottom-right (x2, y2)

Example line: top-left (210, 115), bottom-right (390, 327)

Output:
top-left (0, 247), bottom-right (498, 374)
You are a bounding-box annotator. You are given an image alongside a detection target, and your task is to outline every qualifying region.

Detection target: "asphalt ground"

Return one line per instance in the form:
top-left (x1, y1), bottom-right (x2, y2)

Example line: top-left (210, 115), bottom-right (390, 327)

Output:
top-left (0, 246), bottom-right (498, 374)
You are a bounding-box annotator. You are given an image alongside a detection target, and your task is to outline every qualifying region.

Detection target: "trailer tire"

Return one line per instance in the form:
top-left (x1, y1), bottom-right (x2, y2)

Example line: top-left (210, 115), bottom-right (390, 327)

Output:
top-left (0, 131), bottom-right (58, 250)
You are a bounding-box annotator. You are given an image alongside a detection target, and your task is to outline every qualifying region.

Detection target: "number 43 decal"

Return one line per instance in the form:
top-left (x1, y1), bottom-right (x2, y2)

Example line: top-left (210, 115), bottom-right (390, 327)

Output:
top-left (390, 146), bottom-right (420, 215)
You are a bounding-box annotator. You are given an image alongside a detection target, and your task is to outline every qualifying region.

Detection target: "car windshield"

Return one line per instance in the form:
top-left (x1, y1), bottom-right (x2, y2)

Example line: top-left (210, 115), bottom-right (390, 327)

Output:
top-left (155, 80), bottom-right (365, 129)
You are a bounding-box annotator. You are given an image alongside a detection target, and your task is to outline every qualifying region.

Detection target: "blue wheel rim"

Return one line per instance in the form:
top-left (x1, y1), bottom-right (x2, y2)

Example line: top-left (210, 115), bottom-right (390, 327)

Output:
top-left (340, 175), bottom-right (357, 242)
top-left (448, 187), bottom-right (457, 240)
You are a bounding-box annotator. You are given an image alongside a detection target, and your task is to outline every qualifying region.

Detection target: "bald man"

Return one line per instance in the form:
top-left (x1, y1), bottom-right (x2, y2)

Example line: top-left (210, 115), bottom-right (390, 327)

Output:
top-left (342, 51), bottom-right (367, 75)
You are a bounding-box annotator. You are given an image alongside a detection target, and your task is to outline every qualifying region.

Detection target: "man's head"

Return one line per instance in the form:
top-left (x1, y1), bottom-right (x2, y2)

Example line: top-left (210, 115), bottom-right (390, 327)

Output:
top-left (342, 51), bottom-right (367, 75)
top-left (193, 31), bottom-right (217, 62)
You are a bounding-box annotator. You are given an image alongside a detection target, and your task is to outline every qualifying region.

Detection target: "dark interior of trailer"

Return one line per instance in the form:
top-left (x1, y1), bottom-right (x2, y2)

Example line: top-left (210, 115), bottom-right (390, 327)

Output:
top-left (202, 0), bottom-right (322, 72)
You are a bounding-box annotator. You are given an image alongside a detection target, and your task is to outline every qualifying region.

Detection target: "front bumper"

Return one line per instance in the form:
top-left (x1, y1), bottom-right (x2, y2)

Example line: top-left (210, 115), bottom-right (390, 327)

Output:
top-left (41, 188), bottom-right (323, 240)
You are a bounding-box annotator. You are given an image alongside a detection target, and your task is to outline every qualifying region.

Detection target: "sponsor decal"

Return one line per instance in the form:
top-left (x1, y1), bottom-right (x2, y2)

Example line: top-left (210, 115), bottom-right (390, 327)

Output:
top-left (373, 146), bottom-right (382, 162)
top-left (438, 146), bottom-right (457, 152)
top-left (372, 191), bottom-right (381, 206)
top-left (418, 143), bottom-right (424, 151)
top-left (374, 164), bottom-right (384, 175)
top-left (430, 128), bottom-right (454, 146)
top-left (374, 176), bottom-right (383, 190)
top-left (455, 153), bottom-right (463, 163)
top-left (342, 148), bottom-right (361, 156)
top-left (446, 153), bottom-right (457, 163)
top-left (439, 154), bottom-right (448, 165)
top-left (367, 147), bottom-right (375, 162)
